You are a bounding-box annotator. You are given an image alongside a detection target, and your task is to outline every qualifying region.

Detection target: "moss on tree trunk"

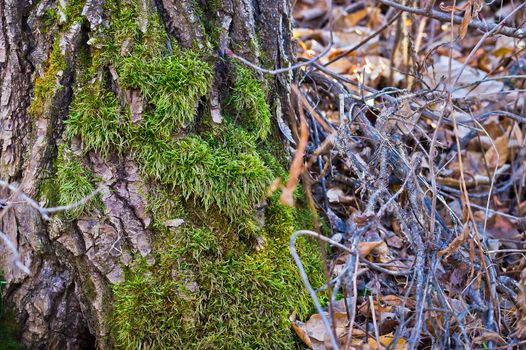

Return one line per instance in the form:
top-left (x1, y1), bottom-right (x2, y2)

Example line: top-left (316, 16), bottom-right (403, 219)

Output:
top-left (0, 0), bottom-right (323, 348)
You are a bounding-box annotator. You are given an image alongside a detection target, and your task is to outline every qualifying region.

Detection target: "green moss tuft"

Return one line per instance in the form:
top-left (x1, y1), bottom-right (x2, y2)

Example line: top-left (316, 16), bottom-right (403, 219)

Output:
top-left (119, 53), bottom-right (212, 136)
top-left (42, 8), bottom-right (61, 29)
top-left (93, 0), bottom-right (169, 68)
top-left (29, 39), bottom-right (66, 117)
top-left (60, 0), bottom-right (86, 26)
top-left (132, 130), bottom-right (272, 219)
top-left (229, 65), bottom-right (272, 140)
top-left (56, 147), bottom-right (100, 220)
top-left (112, 196), bottom-right (323, 349)
top-left (65, 83), bottom-right (130, 157)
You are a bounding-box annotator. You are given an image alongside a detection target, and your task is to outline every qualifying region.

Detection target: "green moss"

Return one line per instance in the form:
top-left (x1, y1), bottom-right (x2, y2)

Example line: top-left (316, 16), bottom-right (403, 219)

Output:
top-left (59, 0), bottom-right (86, 26)
top-left (132, 129), bottom-right (272, 219)
top-left (93, 0), bottom-right (169, 68)
top-left (42, 8), bottom-right (61, 29)
top-left (55, 147), bottom-right (100, 220)
top-left (0, 276), bottom-right (24, 350)
top-left (112, 196), bottom-right (323, 349)
top-left (29, 39), bottom-right (66, 117)
top-left (119, 53), bottom-right (212, 136)
top-left (229, 65), bottom-right (271, 140)
top-left (65, 83), bottom-right (130, 157)
top-left (59, 1), bottom-right (323, 348)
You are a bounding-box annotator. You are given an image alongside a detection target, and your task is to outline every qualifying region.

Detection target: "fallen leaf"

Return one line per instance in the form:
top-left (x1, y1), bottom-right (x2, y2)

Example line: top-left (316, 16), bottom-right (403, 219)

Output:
top-left (472, 331), bottom-right (506, 346)
top-left (292, 321), bottom-right (313, 349)
top-left (424, 56), bottom-right (503, 99)
top-left (484, 133), bottom-right (509, 168)
top-left (486, 216), bottom-right (520, 240)
top-left (332, 7), bottom-right (369, 30)
top-left (368, 333), bottom-right (408, 350)
top-left (358, 241), bottom-right (383, 256)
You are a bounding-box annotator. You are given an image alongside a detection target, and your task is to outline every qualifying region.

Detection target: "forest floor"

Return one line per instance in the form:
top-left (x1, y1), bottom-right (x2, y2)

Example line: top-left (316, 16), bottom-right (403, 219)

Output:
top-left (282, 1), bottom-right (526, 349)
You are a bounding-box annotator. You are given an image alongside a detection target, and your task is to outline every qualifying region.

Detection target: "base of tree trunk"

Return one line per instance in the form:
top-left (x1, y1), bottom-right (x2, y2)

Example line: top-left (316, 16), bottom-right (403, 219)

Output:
top-left (0, 0), bottom-right (322, 348)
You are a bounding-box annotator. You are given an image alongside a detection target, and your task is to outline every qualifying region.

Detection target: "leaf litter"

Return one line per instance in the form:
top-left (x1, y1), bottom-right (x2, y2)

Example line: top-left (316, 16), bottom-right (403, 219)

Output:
top-left (279, 1), bottom-right (526, 349)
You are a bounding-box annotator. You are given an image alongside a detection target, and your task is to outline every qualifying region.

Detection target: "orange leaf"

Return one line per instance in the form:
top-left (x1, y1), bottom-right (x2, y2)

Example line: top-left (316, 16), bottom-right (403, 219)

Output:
top-left (368, 333), bottom-right (408, 350)
top-left (291, 321), bottom-right (313, 349)
top-left (358, 241), bottom-right (383, 256)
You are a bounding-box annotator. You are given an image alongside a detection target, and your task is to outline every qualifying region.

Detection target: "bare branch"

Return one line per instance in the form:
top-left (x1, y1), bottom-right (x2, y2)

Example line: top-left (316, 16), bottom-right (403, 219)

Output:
top-left (377, 0), bottom-right (526, 39)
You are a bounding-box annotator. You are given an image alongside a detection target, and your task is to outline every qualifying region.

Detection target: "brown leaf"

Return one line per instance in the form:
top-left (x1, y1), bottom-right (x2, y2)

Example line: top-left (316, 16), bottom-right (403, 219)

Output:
top-left (281, 86), bottom-right (309, 206)
top-left (484, 133), bottom-right (509, 168)
top-left (472, 331), bottom-right (506, 346)
top-left (487, 216), bottom-right (520, 240)
top-left (459, 3), bottom-right (472, 39)
top-left (332, 7), bottom-right (369, 30)
top-left (367, 333), bottom-right (408, 350)
top-left (358, 241), bottom-right (383, 257)
top-left (292, 321), bottom-right (313, 349)
top-left (438, 223), bottom-right (469, 259)
top-left (296, 312), bottom-right (356, 350)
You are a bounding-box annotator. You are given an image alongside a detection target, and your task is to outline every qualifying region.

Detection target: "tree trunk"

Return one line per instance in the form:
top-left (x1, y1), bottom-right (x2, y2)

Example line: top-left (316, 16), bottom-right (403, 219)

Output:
top-left (0, 0), bottom-right (319, 349)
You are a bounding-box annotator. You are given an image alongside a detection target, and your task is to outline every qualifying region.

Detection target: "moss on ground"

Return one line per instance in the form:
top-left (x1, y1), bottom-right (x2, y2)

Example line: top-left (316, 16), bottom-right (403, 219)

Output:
top-left (56, 0), bottom-right (324, 348)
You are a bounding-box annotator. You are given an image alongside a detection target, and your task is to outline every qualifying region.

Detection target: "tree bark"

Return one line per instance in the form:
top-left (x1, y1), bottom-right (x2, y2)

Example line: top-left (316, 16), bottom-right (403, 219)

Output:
top-left (0, 0), bottom-right (302, 349)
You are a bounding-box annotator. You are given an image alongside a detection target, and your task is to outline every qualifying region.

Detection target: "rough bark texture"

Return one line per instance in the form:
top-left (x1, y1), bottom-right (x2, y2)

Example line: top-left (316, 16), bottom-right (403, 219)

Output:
top-left (0, 0), bottom-right (298, 349)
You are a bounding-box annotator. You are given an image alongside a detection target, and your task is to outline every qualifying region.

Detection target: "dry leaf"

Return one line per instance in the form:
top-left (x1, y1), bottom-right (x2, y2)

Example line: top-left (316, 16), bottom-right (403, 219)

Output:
top-left (281, 86), bottom-right (309, 206)
top-left (484, 133), bottom-right (509, 168)
top-left (472, 331), bottom-right (506, 346)
top-left (424, 56), bottom-right (503, 99)
top-left (332, 7), bottom-right (369, 30)
top-left (459, 3), bottom-right (472, 39)
top-left (486, 216), bottom-right (520, 240)
top-left (438, 223), bottom-right (470, 259)
top-left (367, 333), bottom-right (408, 350)
top-left (358, 241), bottom-right (383, 256)
top-left (303, 312), bottom-right (349, 343)
top-left (292, 321), bottom-right (313, 349)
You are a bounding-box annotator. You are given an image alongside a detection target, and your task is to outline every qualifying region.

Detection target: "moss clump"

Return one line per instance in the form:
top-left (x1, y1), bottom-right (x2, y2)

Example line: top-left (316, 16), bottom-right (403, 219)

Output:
top-left (55, 148), bottom-right (100, 220)
top-left (59, 0), bottom-right (86, 26)
top-left (29, 39), bottom-right (66, 117)
top-left (112, 198), bottom-right (323, 349)
top-left (119, 53), bottom-right (212, 136)
top-left (93, 0), bottom-right (168, 68)
top-left (42, 8), bottom-right (61, 29)
top-left (132, 127), bottom-right (272, 219)
top-left (229, 65), bottom-right (272, 140)
top-left (65, 83), bottom-right (130, 157)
